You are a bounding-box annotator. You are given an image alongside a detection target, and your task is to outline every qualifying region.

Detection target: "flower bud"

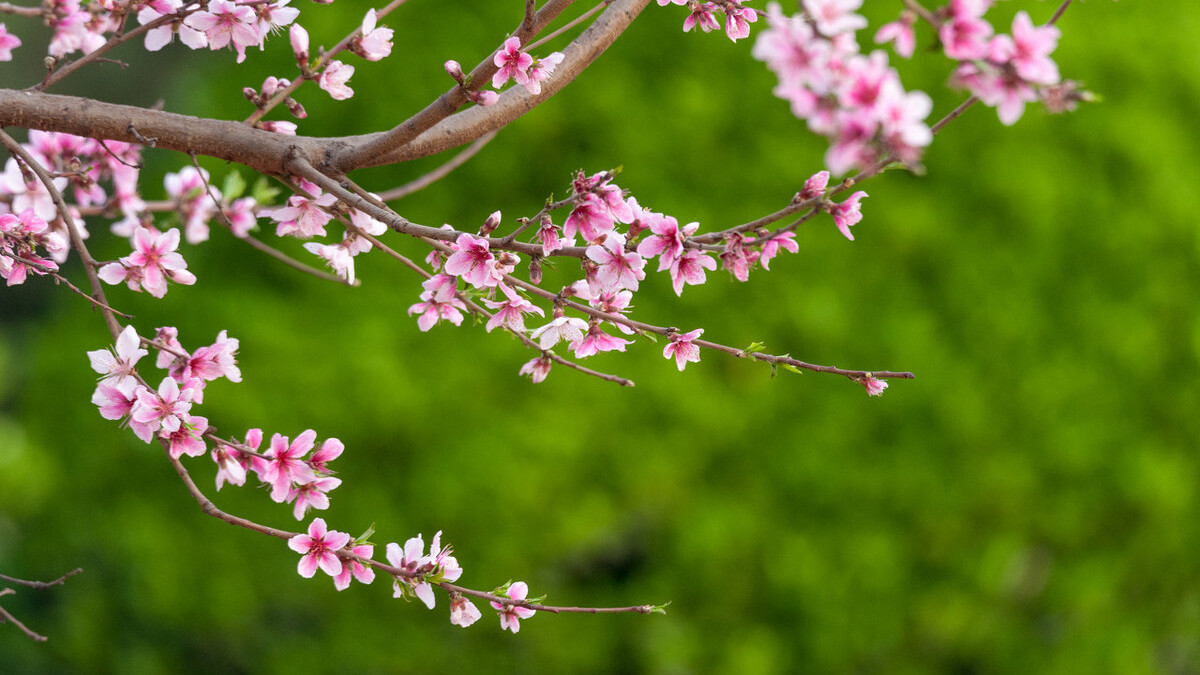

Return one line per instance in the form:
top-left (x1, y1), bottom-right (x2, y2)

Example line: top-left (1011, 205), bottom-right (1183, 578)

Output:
top-left (479, 210), bottom-right (501, 236)
top-left (243, 87), bottom-right (260, 104)
top-left (444, 60), bottom-right (464, 83)
top-left (290, 24), bottom-right (310, 68)
top-left (468, 90), bottom-right (499, 107)
top-left (286, 98), bottom-right (307, 119)
top-left (529, 258), bottom-right (542, 285)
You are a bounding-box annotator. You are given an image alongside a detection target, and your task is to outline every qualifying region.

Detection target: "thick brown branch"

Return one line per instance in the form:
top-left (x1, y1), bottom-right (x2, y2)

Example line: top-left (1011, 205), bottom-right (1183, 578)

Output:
top-left (338, 0), bottom-right (652, 167)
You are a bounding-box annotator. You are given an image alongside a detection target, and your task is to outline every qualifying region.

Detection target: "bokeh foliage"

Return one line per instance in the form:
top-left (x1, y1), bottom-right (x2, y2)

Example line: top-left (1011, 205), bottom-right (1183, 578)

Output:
top-left (2, 1), bottom-right (1200, 673)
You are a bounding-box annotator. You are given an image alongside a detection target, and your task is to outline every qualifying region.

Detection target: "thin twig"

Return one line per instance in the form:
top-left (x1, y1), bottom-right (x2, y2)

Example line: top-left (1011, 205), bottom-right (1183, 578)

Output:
top-left (0, 129), bottom-right (122, 341)
top-left (377, 131), bottom-right (497, 201)
top-left (0, 251), bottom-right (134, 318)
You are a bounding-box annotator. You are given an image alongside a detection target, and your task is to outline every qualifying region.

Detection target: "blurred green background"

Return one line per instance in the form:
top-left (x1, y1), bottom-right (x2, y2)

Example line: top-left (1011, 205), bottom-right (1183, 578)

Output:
top-left (2, 1), bottom-right (1199, 673)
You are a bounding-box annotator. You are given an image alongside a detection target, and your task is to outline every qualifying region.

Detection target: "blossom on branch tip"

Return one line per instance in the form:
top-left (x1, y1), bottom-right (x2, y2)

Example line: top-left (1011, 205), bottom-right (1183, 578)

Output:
top-left (186, 0), bottom-right (260, 64)
top-left (519, 355), bottom-right (553, 383)
top-left (523, 52), bottom-right (564, 95)
top-left (663, 329), bottom-right (703, 371)
top-left (262, 430), bottom-right (319, 503)
top-left (87, 325), bottom-right (147, 389)
top-left (98, 227), bottom-right (196, 298)
top-left (450, 593), bottom-right (482, 628)
top-left (492, 37), bottom-right (533, 89)
top-left (828, 190), bottom-right (867, 240)
top-left (530, 315), bottom-right (588, 350)
top-left (0, 23), bottom-right (21, 61)
top-left (445, 233), bottom-right (500, 288)
top-left (289, 476), bottom-right (342, 520)
top-left (668, 249), bottom-right (717, 296)
top-left (268, 181), bottom-right (337, 238)
top-left (491, 581), bottom-right (536, 633)
top-left (318, 60), bottom-right (355, 100)
top-left (354, 9), bottom-right (393, 62)
top-left (874, 13), bottom-right (915, 58)
top-left (802, 0), bottom-right (867, 36)
top-left (724, 4), bottom-right (759, 43)
top-left (333, 544), bottom-right (375, 591)
top-left (288, 518), bottom-right (350, 579)
top-left (131, 376), bottom-right (194, 441)
top-left (683, 3), bottom-right (720, 34)
top-left (587, 233), bottom-right (646, 293)
top-left (408, 274), bottom-right (467, 331)
top-left (138, 0), bottom-right (207, 52)
top-left (861, 375), bottom-right (888, 397)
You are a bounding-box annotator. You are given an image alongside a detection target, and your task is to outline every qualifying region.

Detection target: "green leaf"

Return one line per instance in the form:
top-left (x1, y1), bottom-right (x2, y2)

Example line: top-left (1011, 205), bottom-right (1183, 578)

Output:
top-left (250, 176), bottom-right (281, 205)
top-left (222, 170), bottom-right (247, 201)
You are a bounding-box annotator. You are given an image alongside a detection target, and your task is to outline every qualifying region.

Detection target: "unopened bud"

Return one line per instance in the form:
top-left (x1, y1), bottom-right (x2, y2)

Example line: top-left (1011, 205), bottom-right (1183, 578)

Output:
top-left (496, 251), bottom-right (519, 268)
top-left (479, 210), bottom-right (501, 236)
top-left (529, 257), bottom-right (543, 285)
top-left (286, 98), bottom-right (307, 119)
top-left (444, 60), bottom-right (464, 83)
top-left (290, 24), bottom-right (310, 68)
top-left (468, 90), bottom-right (499, 107)
top-left (243, 87), bottom-right (260, 104)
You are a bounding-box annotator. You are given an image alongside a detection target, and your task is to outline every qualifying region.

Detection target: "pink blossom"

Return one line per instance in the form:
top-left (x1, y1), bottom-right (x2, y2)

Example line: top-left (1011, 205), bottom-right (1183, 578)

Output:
top-left (720, 233), bottom-right (754, 282)
top-left (861, 375), bottom-right (888, 396)
top-left (225, 197), bottom-right (258, 237)
top-left (333, 544), bottom-right (376, 591)
top-left (668, 249), bottom-right (717, 296)
top-left (303, 241), bottom-right (357, 284)
top-left (131, 376), bottom-right (193, 440)
top-left (386, 536), bottom-right (438, 609)
top-left (139, 0), bottom-right (208, 52)
top-left (164, 166), bottom-right (221, 244)
top-left (828, 190), bottom-right (867, 240)
top-left (563, 193), bottom-right (617, 242)
top-left (569, 323), bottom-right (631, 358)
top-left (289, 23), bottom-right (308, 65)
top-left (523, 52), bottom-right (563, 95)
top-left (1004, 11), bottom-right (1060, 85)
top-left (253, 0), bottom-right (299, 40)
top-left (530, 315), bottom-right (588, 350)
top-left (0, 23), bottom-right (23, 61)
top-left (802, 0), bottom-right (867, 36)
top-left (878, 83), bottom-right (932, 164)
top-left (215, 428), bottom-right (267, 489)
top-left (587, 233), bottom-right (645, 293)
top-left (939, 13), bottom-right (993, 61)
top-left (186, 0), bottom-right (261, 63)
top-left (288, 475), bottom-right (342, 520)
top-left (519, 355), bottom-right (553, 383)
top-left (663, 328), bottom-right (703, 371)
top-left (536, 217), bottom-right (567, 256)
top-left (288, 518), bottom-right (350, 579)
top-left (354, 9), bottom-right (393, 61)
top-left (483, 288), bottom-right (544, 333)
top-left (262, 430), bottom-right (319, 502)
top-left (800, 170), bottom-right (830, 201)
top-left (91, 378), bottom-right (141, 422)
top-left (683, 3), bottom-right (720, 33)
top-left (491, 581), bottom-right (536, 633)
top-left (185, 330), bottom-right (241, 383)
top-left (724, 4), bottom-right (758, 43)
top-left (874, 14), bottom-right (915, 58)
top-left (162, 414), bottom-right (208, 459)
top-left (99, 227), bottom-right (196, 298)
top-left (757, 231), bottom-right (798, 271)
top-left (408, 274), bottom-right (468, 331)
top-left (87, 325), bottom-right (147, 389)
top-left (450, 594), bottom-right (482, 627)
top-left (492, 37), bottom-right (533, 89)
top-left (308, 436), bottom-right (343, 474)
top-left (318, 60), bottom-right (355, 100)
top-left (444, 233), bottom-right (500, 288)
top-left (636, 214), bottom-right (696, 271)
top-left (269, 181), bottom-right (337, 238)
